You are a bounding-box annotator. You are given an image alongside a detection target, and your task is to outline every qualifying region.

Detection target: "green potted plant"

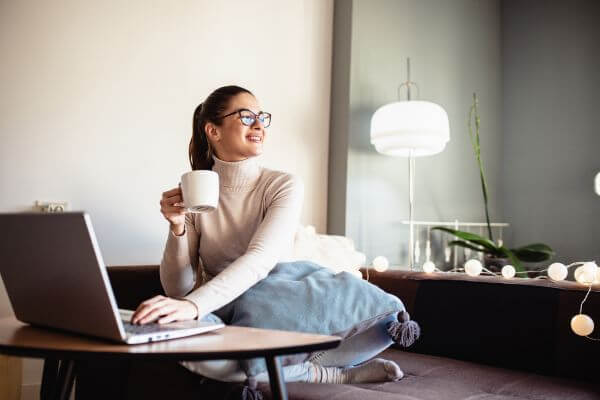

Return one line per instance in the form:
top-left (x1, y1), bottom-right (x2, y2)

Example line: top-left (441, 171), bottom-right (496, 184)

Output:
top-left (433, 93), bottom-right (554, 274)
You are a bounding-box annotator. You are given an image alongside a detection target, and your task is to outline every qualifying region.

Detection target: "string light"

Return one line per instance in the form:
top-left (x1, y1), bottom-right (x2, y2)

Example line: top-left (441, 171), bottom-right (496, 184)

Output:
top-left (372, 256), bottom-right (389, 272)
top-left (548, 262), bottom-right (568, 281)
top-left (464, 259), bottom-right (482, 277)
top-left (571, 314), bottom-right (594, 336)
top-left (422, 261), bottom-right (436, 273)
top-left (502, 265), bottom-right (516, 279)
top-left (365, 252), bottom-right (598, 341)
top-left (575, 262), bottom-right (598, 285)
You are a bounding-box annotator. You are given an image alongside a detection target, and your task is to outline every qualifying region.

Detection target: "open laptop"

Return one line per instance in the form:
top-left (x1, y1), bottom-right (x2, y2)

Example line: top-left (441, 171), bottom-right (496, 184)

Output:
top-left (0, 212), bottom-right (224, 344)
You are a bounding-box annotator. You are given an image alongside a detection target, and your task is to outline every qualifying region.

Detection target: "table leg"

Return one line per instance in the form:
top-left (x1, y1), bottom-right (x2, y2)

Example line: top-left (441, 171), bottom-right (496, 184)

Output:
top-left (265, 356), bottom-right (288, 400)
top-left (53, 360), bottom-right (76, 400)
top-left (41, 359), bottom-right (59, 400)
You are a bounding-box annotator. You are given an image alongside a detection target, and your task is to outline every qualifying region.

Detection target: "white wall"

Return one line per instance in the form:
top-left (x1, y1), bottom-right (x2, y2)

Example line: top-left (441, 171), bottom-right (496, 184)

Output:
top-left (0, 1), bottom-right (333, 397)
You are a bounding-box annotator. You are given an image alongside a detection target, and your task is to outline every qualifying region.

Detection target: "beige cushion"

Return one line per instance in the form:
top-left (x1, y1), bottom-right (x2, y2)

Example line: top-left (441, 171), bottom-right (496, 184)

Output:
top-left (292, 226), bottom-right (366, 274)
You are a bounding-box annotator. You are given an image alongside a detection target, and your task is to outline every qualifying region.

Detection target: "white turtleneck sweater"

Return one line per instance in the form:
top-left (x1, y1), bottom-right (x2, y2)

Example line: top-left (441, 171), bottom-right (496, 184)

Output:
top-left (159, 156), bottom-right (304, 318)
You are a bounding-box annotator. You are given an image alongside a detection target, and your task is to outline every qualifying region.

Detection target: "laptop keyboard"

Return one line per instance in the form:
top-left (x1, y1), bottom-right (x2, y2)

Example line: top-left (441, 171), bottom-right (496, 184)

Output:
top-left (122, 321), bottom-right (181, 334)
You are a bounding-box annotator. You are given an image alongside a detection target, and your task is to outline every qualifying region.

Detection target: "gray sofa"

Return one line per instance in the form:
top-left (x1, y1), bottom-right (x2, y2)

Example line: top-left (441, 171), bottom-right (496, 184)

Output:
top-left (75, 266), bottom-right (600, 399)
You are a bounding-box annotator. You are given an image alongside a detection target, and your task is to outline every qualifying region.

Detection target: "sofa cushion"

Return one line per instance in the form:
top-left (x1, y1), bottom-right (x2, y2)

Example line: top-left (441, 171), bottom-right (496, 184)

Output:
top-left (257, 349), bottom-right (600, 400)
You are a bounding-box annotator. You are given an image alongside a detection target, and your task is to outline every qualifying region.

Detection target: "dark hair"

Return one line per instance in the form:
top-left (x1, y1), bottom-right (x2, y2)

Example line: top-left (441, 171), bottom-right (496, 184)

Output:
top-left (189, 85), bottom-right (253, 170)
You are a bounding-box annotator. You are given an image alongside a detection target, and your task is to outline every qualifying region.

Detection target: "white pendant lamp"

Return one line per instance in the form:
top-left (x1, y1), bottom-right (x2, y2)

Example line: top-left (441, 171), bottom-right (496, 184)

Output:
top-left (370, 58), bottom-right (450, 270)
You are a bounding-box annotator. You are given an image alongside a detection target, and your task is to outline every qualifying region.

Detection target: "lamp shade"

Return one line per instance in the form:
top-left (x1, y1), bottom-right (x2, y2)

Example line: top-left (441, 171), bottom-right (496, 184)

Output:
top-left (370, 100), bottom-right (450, 157)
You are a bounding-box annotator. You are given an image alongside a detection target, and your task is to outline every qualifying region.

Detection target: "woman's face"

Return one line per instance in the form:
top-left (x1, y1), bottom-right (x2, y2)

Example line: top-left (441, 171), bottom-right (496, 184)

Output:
top-left (207, 92), bottom-right (267, 162)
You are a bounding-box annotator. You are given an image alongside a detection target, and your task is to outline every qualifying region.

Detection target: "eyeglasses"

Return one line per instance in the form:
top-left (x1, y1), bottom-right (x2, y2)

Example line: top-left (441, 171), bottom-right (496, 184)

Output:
top-left (218, 108), bottom-right (271, 128)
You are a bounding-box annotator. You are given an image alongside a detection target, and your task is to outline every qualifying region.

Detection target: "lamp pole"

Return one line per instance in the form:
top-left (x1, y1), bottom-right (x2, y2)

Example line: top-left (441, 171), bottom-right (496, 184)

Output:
top-left (405, 58), bottom-right (415, 271)
top-left (409, 150), bottom-right (415, 270)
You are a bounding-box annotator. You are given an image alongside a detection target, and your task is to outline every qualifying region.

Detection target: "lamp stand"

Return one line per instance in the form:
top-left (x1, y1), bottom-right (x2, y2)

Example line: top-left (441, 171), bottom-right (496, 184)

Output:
top-left (404, 58), bottom-right (416, 271)
top-left (408, 150), bottom-right (415, 271)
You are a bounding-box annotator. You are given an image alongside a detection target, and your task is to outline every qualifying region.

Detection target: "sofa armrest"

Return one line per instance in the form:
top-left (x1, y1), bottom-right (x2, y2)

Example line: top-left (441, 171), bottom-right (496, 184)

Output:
top-left (106, 265), bottom-right (164, 310)
top-left (362, 269), bottom-right (600, 383)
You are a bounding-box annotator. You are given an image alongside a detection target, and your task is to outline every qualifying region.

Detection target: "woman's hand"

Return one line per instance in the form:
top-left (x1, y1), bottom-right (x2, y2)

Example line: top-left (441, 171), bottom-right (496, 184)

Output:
top-left (131, 295), bottom-right (199, 325)
top-left (160, 187), bottom-right (186, 235)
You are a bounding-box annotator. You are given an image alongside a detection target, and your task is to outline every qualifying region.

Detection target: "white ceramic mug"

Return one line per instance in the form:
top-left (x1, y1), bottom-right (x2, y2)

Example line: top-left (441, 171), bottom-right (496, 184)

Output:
top-left (180, 170), bottom-right (219, 213)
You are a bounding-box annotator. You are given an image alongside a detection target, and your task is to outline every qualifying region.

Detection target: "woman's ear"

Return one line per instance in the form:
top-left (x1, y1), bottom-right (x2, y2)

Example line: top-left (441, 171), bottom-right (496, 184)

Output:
top-left (205, 122), bottom-right (221, 142)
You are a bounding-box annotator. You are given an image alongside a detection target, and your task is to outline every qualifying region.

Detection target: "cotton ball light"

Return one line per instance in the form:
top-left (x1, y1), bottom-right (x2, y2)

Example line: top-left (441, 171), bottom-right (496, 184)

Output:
top-left (305, 225), bottom-right (317, 235)
top-left (372, 256), bottom-right (389, 272)
top-left (502, 265), bottom-right (515, 279)
top-left (548, 262), bottom-right (568, 281)
top-left (464, 259), bottom-right (482, 277)
top-left (422, 261), bottom-right (436, 273)
top-left (575, 262), bottom-right (598, 285)
top-left (570, 314), bottom-right (595, 336)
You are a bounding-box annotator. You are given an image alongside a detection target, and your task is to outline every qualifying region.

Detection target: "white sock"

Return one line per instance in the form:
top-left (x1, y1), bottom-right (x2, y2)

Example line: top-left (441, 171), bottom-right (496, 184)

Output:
top-left (310, 358), bottom-right (404, 384)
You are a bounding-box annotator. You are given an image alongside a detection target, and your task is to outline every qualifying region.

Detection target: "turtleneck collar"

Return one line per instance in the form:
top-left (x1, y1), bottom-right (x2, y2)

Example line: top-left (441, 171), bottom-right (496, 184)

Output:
top-left (211, 155), bottom-right (262, 192)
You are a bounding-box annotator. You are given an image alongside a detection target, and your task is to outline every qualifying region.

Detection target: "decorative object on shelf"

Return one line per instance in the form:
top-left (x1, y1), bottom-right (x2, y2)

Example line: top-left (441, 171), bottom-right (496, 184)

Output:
top-left (370, 58), bottom-right (450, 271)
top-left (432, 93), bottom-right (554, 273)
top-left (405, 220), bottom-right (509, 269)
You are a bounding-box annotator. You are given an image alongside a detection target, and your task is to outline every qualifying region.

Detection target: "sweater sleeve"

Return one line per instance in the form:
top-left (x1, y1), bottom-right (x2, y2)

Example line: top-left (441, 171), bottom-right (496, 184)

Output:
top-left (184, 173), bottom-right (304, 318)
top-left (159, 213), bottom-right (200, 298)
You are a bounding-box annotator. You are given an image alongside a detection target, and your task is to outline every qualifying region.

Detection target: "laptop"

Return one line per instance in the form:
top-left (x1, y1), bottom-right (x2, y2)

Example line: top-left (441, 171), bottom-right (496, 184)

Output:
top-left (0, 212), bottom-right (224, 344)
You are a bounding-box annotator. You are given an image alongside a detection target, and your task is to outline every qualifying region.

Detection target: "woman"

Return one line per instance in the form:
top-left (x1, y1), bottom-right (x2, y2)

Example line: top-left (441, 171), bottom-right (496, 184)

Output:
top-left (131, 85), bottom-right (404, 384)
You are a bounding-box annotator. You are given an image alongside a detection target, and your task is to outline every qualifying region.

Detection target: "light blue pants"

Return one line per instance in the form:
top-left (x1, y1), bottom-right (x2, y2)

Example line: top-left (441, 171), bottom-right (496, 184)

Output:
top-left (181, 313), bottom-right (396, 383)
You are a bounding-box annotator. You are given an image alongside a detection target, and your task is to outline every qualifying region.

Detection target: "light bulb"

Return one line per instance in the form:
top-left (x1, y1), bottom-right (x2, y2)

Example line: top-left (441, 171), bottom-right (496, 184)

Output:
top-left (305, 225), bottom-right (316, 235)
top-left (464, 259), bottom-right (482, 277)
top-left (422, 261), bottom-right (435, 273)
top-left (502, 265), bottom-right (516, 279)
top-left (372, 256), bottom-right (389, 272)
top-left (571, 314), bottom-right (595, 336)
top-left (548, 262), bottom-right (568, 281)
top-left (575, 262), bottom-right (597, 285)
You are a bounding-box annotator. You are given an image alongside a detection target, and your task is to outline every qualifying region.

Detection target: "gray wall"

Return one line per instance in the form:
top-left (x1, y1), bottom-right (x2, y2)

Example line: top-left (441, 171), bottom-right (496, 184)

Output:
top-left (501, 0), bottom-right (600, 264)
top-left (329, 0), bottom-right (600, 268)
top-left (329, 0), bottom-right (503, 267)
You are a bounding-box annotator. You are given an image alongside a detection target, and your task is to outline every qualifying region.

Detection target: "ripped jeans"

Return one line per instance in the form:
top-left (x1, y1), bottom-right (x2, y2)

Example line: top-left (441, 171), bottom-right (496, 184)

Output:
top-left (181, 313), bottom-right (396, 383)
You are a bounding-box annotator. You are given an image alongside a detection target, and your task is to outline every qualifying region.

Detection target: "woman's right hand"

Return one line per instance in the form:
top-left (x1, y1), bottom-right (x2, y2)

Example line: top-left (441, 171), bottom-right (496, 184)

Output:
top-left (160, 187), bottom-right (186, 235)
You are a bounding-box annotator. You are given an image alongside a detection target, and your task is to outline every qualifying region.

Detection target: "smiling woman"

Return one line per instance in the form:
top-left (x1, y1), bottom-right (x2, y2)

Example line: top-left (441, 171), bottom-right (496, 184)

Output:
top-left (127, 85), bottom-right (414, 391)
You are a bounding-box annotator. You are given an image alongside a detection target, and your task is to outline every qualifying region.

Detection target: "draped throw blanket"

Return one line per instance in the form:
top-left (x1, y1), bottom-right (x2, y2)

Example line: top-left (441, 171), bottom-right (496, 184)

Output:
top-left (211, 261), bottom-right (420, 378)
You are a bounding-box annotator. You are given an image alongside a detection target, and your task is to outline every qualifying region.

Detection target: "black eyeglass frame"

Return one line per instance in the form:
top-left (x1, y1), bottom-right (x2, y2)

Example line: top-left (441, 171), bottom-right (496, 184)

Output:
top-left (218, 108), bottom-right (272, 128)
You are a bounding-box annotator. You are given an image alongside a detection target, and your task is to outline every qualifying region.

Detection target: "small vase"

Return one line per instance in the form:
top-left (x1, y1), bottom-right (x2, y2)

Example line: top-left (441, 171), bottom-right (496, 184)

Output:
top-left (484, 254), bottom-right (510, 273)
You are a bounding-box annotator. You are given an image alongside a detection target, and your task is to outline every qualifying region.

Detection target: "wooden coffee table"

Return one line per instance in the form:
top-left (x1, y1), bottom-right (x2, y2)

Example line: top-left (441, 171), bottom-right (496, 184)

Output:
top-left (0, 317), bottom-right (341, 400)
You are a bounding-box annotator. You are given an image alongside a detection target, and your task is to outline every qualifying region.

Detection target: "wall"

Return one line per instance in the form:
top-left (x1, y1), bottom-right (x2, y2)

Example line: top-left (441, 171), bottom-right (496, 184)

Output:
top-left (330, 0), bottom-right (503, 266)
top-left (0, 1), bottom-right (333, 397)
top-left (501, 0), bottom-right (600, 264)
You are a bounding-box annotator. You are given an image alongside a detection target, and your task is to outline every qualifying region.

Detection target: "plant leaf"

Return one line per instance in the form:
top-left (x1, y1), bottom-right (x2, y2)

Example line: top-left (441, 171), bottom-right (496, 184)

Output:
top-left (448, 240), bottom-right (487, 253)
top-left (432, 227), bottom-right (499, 252)
top-left (511, 243), bottom-right (554, 262)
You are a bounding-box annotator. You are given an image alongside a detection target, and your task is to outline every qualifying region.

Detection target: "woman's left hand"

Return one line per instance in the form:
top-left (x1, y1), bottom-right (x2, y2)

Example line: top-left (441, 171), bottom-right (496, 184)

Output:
top-left (131, 295), bottom-right (198, 325)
